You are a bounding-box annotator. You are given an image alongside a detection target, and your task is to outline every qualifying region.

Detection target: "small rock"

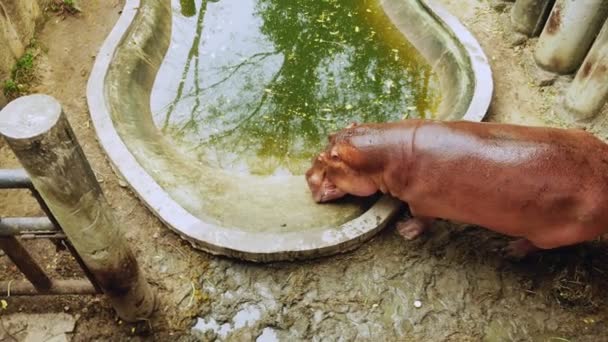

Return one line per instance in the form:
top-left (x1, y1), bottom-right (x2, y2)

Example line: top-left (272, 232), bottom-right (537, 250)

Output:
top-left (535, 71), bottom-right (557, 87)
top-left (490, 0), bottom-right (508, 12)
top-left (118, 179), bottom-right (128, 188)
top-left (509, 33), bottom-right (527, 47)
top-left (81, 69), bottom-right (87, 77)
top-left (414, 300), bottom-right (422, 308)
top-left (64, 306), bottom-right (70, 312)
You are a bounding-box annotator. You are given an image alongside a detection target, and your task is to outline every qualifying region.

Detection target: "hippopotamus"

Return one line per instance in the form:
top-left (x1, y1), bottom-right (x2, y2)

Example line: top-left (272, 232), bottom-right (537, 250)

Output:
top-left (305, 119), bottom-right (608, 258)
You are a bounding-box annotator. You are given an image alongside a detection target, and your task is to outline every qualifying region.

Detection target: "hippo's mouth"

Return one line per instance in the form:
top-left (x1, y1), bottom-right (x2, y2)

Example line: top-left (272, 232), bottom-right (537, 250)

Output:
top-left (318, 184), bottom-right (348, 203)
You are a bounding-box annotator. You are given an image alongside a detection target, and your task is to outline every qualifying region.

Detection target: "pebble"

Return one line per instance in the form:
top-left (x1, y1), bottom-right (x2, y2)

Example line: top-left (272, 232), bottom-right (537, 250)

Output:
top-left (490, 0), bottom-right (508, 12)
top-left (509, 33), bottom-right (527, 47)
top-left (414, 300), bottom-right (422, 308)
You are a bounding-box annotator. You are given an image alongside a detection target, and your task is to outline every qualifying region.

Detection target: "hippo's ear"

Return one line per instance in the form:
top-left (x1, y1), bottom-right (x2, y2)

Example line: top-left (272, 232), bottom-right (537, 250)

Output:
top-left (328, 132), bottom-right (337, 144)
top-left (331, 142), bottom-right (370, 169)
top-left (330, 143), bottom-right (358, 164)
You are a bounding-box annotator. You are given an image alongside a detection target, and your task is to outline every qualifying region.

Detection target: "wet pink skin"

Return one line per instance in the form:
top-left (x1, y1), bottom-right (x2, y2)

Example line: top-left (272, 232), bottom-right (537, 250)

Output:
top-left (306, 119), bottom-right (608, 258)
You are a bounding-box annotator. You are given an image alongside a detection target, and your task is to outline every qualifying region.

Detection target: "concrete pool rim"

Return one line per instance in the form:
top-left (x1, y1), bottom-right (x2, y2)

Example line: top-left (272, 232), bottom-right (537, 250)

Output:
top-left (87, 0), bottom-right (493, 262)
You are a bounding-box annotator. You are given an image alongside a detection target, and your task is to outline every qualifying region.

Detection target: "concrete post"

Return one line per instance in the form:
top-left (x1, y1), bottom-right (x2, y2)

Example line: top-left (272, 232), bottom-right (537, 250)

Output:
top-left (534, 0), bottom-right (608, 74)
top-left (0, 94), bottom-right (156, 322)
top-left (563, 20), bottom-right (608, 121)
top-left (510, 0), bottom-right (555, 37)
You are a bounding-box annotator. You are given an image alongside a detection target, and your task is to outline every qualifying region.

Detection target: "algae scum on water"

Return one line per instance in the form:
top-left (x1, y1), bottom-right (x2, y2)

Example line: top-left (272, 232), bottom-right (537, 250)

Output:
top-left (151, 0), bottom-right (440, 175)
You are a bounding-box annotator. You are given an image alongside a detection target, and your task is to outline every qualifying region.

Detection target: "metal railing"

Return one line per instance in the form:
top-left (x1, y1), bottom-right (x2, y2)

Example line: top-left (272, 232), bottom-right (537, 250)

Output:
top-left (0, 169), bottom-right (101, 296)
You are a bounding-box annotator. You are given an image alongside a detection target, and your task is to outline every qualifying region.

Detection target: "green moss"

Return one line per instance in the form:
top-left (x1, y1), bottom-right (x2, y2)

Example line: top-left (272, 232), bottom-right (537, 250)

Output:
top-left (2, 45), bottom-right (38, 101)
top-left (180, 0), bottom-right (196, 17)
top-left (49, 0), bottom-right (81, 14)
top-left (2, 80), bottom-right (19, 100)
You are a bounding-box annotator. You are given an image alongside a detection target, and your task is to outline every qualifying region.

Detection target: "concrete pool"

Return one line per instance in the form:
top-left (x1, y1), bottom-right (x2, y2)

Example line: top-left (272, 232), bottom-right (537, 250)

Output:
top-left (87, 0), bottom-right (492, 261)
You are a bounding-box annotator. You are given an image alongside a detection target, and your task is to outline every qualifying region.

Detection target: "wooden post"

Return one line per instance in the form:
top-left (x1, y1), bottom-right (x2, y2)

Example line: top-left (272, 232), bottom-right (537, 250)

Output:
top-left (0, 94), bottom-right (156, 322)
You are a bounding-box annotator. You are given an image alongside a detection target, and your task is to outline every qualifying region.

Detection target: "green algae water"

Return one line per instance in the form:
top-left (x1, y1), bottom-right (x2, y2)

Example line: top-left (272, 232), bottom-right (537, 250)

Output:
top-left (151, 0), bottom-right (440, 175)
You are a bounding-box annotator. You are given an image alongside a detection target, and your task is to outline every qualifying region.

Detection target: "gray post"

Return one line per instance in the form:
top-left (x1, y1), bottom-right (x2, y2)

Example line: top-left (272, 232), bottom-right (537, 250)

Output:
top-left (0, 94), bottom-right (156, 322)
top-left (562, 20), bottom-right (608, 121)
top-left (510, 0), bottom-right (555, 37)
top-left (534, 0), bottom-right (608, 74)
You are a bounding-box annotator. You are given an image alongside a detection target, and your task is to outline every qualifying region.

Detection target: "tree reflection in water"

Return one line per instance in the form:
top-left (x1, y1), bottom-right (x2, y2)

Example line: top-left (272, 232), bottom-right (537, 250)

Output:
top-left (155, 0), bottom-right (439, 175)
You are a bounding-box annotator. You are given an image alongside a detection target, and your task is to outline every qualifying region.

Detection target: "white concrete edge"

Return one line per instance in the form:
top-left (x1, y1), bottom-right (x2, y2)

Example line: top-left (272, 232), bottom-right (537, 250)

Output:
top-left (426, 0), bottom-right (494, 122)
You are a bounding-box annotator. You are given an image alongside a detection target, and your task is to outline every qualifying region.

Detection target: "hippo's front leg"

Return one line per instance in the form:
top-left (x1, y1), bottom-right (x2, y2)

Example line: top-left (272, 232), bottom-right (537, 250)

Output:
top-left (396, 216), bottom-right (435, 240)
top-left (503, 238), bottom-right (541, 259)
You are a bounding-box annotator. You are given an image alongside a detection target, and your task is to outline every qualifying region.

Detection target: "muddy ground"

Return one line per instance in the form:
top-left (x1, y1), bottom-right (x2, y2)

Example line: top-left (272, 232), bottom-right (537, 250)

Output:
top-left (2, 0), bottom-right (608, 341)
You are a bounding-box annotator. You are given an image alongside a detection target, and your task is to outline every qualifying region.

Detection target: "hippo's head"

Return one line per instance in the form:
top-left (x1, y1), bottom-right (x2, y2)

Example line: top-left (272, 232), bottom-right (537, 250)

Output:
top-left (305, 152), bottom-right (348, 203)
top-left (306, 123), bottom-right (381, 203)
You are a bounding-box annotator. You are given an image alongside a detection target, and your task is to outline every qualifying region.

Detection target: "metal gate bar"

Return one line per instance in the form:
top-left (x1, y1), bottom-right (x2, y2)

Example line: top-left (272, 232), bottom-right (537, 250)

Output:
top-left (0, 279), bottom-right (97, 296)
top-left (0, 170), bottom-right (102, 295)
top-left (0, 236), bottom-right (52, 292)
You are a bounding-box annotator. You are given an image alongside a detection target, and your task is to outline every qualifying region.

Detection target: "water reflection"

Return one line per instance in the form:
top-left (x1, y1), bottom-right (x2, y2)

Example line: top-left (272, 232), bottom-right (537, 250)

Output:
top-left (151, 0), bottom-right (439, 175)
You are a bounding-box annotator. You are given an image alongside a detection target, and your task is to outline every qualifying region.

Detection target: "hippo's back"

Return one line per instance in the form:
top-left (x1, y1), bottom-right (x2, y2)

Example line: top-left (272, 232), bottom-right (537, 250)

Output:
top-left (406, 120), bottom-right (608, 236)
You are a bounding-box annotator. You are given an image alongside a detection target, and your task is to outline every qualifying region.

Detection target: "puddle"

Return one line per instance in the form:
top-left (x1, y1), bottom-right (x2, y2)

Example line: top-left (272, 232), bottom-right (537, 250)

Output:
top-left (192, 317), bottom-right (232, 338)
top-left (233, 304), bottom-right (262, 329)
top-left (257, 327), bottom-right (279, 342)
top-left (192, 304), bottom-right (264, 338)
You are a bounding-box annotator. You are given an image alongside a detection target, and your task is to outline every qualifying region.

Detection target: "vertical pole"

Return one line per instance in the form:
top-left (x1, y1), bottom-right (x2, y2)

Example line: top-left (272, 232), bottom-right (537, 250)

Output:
top-left (562, 20), bottom-right (608, 121)
top-left (510, 0), bottom-right (555, 37)
top-left (534, 0), bottom-right (608, 74)
top-left (0, 94), bottom-right (156, 322)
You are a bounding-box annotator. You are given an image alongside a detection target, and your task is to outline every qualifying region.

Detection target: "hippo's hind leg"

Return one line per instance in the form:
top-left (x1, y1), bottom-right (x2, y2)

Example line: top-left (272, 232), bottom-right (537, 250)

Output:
top-left (396, 216), bottom-right (435, 240)
top-left (503, 238), bottom-right (541, 259)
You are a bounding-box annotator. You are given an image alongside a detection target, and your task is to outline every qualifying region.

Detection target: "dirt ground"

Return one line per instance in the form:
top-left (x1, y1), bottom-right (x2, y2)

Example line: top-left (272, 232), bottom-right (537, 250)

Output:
top-left (2, 0), bottom-right (608, 341)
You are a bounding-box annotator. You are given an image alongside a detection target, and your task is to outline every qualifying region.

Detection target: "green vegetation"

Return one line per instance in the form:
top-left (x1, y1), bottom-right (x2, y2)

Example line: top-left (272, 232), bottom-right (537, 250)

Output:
top-left (2, 48), bottom-right (38, 101)
top-left (49, 0), bottom-right (81, 15)
top-left (180, 0), bottom-right (196, 17)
